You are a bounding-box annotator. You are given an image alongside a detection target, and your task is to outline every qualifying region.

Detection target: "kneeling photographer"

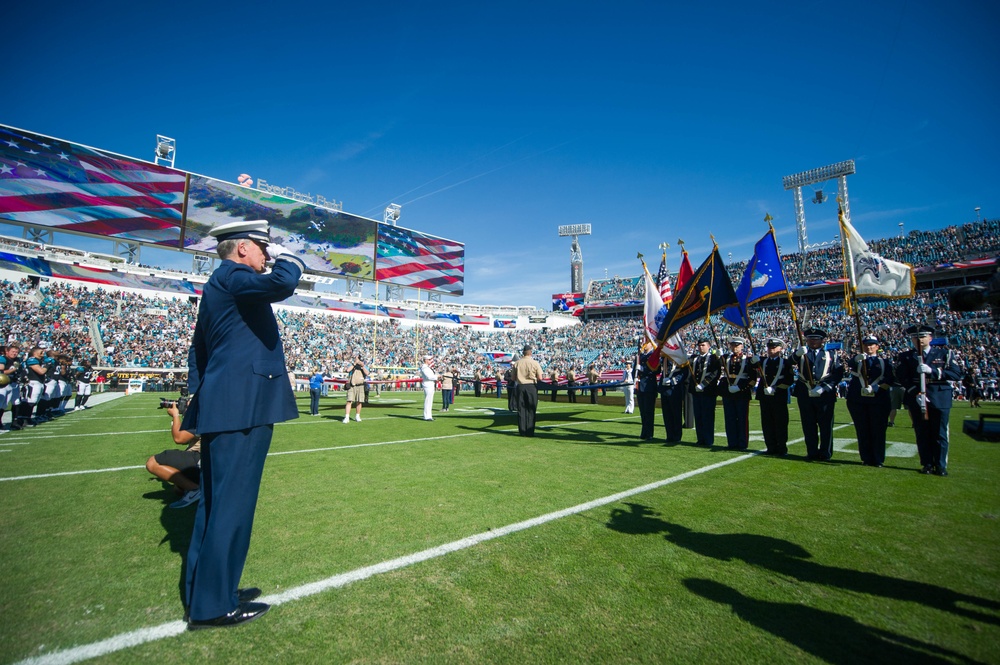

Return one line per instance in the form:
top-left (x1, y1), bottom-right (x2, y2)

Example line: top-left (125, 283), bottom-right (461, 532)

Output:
top-left (146, 395), bottom-right (201, 509)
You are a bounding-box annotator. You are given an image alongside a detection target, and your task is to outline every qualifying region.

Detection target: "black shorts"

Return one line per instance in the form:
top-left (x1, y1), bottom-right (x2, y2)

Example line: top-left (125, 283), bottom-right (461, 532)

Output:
top-left (154, 449), bottom-right (201, 484)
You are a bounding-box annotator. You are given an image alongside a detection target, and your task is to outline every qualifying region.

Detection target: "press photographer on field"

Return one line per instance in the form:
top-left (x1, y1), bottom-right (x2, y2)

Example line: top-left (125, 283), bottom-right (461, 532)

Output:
top-left (146, 397), bottom-right (201, 509)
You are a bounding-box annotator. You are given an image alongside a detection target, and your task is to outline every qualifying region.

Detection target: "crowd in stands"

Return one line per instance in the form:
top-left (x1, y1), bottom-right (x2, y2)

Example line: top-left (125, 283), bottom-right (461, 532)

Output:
top-left (1, 218), bottom-right (997, 398)
top-left (696, 219), bottom-right (999, 291)
top-left (586, 276), bottom-right (643, 304)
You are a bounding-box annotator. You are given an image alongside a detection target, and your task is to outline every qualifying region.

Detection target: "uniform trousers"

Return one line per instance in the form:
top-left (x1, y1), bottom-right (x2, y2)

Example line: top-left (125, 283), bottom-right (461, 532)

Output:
top-left (517, 383), bottom-right (538, 436)
top-left (659, 388), bottom-right (686, 442)
top-left (722, 397), bottom-right (750, 450)
top-left (797, 395), bottom-right (836, 460)
top-left (422, 382), bottom-right (436, 419)
top-left (908, 404), bottom-right (951, 472)
top-left (691, 391), bottom-right (717, 446)
top-left (637, 388), bottom-right (658, 439)
top-left (623, 384), bottom-right (635, 413)
top-left (758, 394), bottom-right (789, 455)
top-left (847, 399), bottom-right (891, 466)
top-left (185, 425), bottom-right (272, 621)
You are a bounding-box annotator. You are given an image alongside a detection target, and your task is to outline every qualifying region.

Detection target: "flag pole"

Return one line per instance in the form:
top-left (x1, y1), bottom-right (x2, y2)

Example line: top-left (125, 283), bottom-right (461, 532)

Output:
top-left (707, 235), bottom-right (722, 350)
top-left (765, 215), bottom-right (804, 348)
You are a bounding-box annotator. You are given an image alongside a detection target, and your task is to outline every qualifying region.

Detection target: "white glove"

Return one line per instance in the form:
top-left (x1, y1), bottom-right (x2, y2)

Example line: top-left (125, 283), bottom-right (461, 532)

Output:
top-left (917, 363), bottom-right (932, 375)
top-left (764, 386), bottom-right (775, 396)
top-left (266, 243), bottom-right (291, 259)
top-left (695, 384), bottom-right (704, 392)
top-left (795, 346), bottom-right (807, 357)
top-left (809, 386), bottom-right (824, 397)
top-left (728, 385), bottom-right (739, 394)
top-left (750, 354), bottom-right (760, 364)
top-left (854, 354), bottom-right (865, 365)
top-left (863, 385), bottom-right (874, 396)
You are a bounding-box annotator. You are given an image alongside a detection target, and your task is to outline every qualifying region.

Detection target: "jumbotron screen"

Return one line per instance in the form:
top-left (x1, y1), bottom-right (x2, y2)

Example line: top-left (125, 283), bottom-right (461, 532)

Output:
top-left (0, 124), bottom-right (464, 293)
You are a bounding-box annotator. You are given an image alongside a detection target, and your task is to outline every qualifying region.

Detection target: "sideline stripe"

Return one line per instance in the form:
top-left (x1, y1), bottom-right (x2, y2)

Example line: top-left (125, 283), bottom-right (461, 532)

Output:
top-left (11, 448), bottom-right (764, 665)
top-left (0, 414), bottom-right (641, 481)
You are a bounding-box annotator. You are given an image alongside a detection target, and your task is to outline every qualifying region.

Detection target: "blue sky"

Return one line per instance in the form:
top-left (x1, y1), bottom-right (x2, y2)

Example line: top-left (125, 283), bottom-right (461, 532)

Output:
top-left (5, 0), bottom-right (998, 308)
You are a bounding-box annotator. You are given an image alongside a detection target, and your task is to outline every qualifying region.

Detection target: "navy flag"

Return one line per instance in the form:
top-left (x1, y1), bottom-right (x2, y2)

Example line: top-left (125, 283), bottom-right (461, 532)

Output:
top-left (722, 229), bottom-right (790, 328)
top-left (656, 246), bottom-right (739, 343)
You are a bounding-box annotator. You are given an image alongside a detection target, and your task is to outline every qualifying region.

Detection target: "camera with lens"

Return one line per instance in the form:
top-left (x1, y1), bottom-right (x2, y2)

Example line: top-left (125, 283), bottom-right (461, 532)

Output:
top-left (158, 397), bottom-right (189, 414)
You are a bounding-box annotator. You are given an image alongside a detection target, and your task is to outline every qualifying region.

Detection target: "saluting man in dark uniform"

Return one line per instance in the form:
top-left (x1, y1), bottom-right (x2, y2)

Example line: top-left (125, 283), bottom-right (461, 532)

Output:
top-left (689, 338), bottom-right (722, 447)
top-left (845, 335), bottom-right (895, 467)
top-left (756, 338), bottom-right (795, 456)
top-left (793, 329), bottom-right (844, 461)
top-left (181, 220), bottom-right (306, 630)
top-left (719, 336), bottom-right (758, 451)
top-left (658, 354), bottom-right (690, 444)
top-left (895, 325), bottom-right (962, 476)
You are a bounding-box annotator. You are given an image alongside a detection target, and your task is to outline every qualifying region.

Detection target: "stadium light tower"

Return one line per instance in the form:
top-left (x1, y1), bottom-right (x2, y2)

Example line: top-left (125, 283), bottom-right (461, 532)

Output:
top-left (384, 203), bottom-right (401, 226)
top-left (558, 224), bottom-right (592, 293)
top-left (154, 135), bottom-right (176, 168)
top-left (782, 159), bottom-right (855, 271)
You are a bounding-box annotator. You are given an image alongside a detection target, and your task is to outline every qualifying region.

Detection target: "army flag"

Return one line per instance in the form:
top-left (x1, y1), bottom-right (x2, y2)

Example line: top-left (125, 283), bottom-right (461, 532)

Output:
top-left (656, 246), bottom-right (739, 343)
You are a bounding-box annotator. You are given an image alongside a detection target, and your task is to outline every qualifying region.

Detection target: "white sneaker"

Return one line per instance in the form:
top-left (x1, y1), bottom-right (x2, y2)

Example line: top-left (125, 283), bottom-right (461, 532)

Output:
top-left (342, 416), bottom-right (350, 423)
top-left (169, 488), bottom-right (201, 509)
top-left (354, 414), bottom-right (361, 422)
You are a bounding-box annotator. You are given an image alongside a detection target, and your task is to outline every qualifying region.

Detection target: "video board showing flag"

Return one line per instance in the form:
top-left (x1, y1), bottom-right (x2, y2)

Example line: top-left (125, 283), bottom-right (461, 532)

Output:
top-left (0, 125), bottom-right (186, 246)
top-left (375, 225), bottom-right (465, 296)
top-left (183, 175), bottom-right (377, 279)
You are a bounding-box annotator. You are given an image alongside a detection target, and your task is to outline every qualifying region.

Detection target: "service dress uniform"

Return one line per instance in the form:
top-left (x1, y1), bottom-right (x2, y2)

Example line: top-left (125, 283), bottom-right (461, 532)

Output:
top-left (895, 325), bottom-right (962, 475)
top-left (793, 329), bottom-right (844, 461)
top-left (181, 220), bottom-right (305, 626)
top-left (719, 338), bottom-right (757, 451)
top-left (845, 336), bottom-right (895, 467)
top-left (756, 339), bottom-right (795, 456)
top-left (658, 358), bottom-right (690, 443)
top-left (689, 339), bottom-right (722, 447)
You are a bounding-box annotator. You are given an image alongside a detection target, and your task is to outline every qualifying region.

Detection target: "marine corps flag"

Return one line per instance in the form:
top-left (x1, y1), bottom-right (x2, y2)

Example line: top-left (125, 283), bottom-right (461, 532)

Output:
top-left (656, 245), bottom-right (739, 343)
top-left (840, 208), bottom-right (915, 299)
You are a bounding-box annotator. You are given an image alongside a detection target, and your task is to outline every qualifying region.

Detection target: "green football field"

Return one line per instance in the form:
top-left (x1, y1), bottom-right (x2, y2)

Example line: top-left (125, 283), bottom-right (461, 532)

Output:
top-left (1, 390), bottom-right (998, 664)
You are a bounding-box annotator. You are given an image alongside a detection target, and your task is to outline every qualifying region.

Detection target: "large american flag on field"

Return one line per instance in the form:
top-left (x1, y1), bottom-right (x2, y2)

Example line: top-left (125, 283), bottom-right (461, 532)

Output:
top-left (375, 225), bottom-right (465, 295)
top-left (0, 125), bottom-right (186, 246)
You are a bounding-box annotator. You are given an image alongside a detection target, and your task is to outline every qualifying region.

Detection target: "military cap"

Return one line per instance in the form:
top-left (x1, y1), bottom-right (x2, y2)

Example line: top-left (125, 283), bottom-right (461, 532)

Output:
top-left (765, 337), bottom-right (785, 347)
top-left (728, 336), bottom-right (746, 345)
top-left (862, 335), bottom-right (879, 345)
top-left (210, 220), bottom-right (271, 244)
top-left (696, 337), bottom-right (711, 344)
top-left (804, 328), bottom-right (827, 340)
top-left (906, 324), bottom-right (935, 337)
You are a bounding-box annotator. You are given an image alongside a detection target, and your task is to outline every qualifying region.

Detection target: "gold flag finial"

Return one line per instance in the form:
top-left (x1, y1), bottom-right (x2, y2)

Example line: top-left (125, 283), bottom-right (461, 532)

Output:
top-left (636, 251), bottom-right (644, 260)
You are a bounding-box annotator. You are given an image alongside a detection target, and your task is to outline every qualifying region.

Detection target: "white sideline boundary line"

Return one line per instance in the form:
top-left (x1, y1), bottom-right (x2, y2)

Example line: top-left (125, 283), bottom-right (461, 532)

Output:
top-left (0, 413), bottom-right (641, 481)
top-left (11, 443), bottom-right (773, 665)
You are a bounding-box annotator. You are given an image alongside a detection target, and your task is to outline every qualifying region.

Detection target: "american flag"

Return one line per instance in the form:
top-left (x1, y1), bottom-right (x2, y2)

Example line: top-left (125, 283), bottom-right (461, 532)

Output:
top-left (0, 125), bottom-right (186, 246)
top-left (657, 253), bottom-right (672, 305)
top-left (375, 225), bottom-right (465, 295)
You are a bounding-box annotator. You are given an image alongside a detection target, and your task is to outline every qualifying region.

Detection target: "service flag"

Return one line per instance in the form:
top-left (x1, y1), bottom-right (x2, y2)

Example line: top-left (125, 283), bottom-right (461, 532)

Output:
top-left (656, 246), bottom-right (739, 343)
top-left (643, 263), bottom-right (687, 366)
top-left (840, 208), bottom-right (914, 299)
top-left (722, 229), bottom-right (790, 328)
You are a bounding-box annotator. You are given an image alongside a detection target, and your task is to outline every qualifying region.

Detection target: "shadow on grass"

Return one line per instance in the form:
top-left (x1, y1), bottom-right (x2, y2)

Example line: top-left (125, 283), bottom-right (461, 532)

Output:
top-left (144, 481), bottom-right (195, 610)
top-left (684, 578), bottom-right (987, 665)
top-left (606, 503), bottom-right (1000, 626)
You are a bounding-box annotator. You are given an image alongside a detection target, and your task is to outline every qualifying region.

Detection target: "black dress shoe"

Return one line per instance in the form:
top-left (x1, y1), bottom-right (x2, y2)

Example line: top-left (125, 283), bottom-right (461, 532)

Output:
top-left (935, 469), bottom-right (948, 477)
top-left (188, 601), bottom-right (270, 630)
top-left (919, 465), bottom-right (933, 474)
top-left (238, 587), bottom-right (262, 602)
